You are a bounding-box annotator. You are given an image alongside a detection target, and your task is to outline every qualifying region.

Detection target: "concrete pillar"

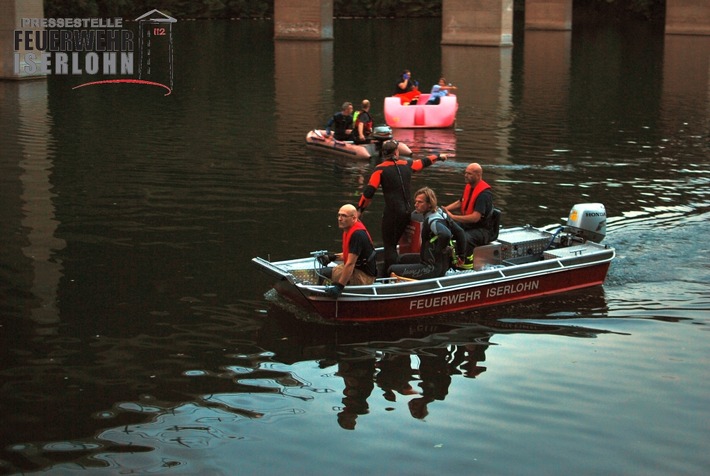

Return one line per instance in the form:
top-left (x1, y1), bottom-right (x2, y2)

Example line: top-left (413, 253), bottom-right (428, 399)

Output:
top-left (274, 0), bottom-right (333, 40)
top-left (442, 0), bottom-right (514, 46)
top-left (666, 0), bottom-right (710, 35)
top-left (0, 0), bottom-right (45, 79)
top-left (524, 0), bottom-right (572, 30)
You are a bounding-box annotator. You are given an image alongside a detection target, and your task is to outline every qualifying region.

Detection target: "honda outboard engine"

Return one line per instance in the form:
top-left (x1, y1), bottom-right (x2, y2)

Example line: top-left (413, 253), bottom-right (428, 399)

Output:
top-left (566, 203), bottom-right (607, 243)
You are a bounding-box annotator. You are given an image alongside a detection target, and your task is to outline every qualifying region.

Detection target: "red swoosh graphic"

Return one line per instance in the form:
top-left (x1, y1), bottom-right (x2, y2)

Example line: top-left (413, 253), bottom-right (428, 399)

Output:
top-left (72, 79), bottom-right (172, 96)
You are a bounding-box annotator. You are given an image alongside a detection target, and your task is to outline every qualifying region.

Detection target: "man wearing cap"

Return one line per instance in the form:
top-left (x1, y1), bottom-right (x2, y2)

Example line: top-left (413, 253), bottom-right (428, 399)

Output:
top-left (357, 140), bottom-right (447, 275)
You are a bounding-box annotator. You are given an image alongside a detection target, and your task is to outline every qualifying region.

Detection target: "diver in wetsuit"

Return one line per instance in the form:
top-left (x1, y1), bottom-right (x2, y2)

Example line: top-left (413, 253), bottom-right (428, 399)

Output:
top-left (357, 140), bottom-right (447, 275)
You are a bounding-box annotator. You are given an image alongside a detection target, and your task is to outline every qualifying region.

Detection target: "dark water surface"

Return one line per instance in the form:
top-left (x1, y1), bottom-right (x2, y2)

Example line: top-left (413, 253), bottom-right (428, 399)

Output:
top-left (1, 18), bottom-right (709, 475)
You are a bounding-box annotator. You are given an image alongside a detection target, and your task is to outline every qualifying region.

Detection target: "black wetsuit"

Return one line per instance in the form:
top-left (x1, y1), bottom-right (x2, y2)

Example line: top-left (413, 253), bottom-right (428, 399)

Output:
top-left (357, 154), bottom-right (441, 274)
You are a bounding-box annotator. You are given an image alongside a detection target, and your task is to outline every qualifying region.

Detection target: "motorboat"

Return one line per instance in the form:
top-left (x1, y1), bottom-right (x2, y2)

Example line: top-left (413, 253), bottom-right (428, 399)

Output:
top-left (384, 94), bottom-right (458, 129)
top-left (252, 204), bottom-right (615, 323)
top-left (305, 126), bottom-right (412, 160)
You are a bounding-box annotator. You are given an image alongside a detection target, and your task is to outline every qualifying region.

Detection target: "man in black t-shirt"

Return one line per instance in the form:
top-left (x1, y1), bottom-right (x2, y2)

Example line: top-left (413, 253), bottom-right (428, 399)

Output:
top-left (353, 99), bottom-right (374, 144)
top-left (318, 204), bottom-right (377, 297)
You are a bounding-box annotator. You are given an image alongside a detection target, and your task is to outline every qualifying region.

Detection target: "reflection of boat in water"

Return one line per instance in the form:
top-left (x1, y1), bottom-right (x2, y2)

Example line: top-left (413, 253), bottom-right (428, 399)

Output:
top-left (257, 288), bottom-right (615, 427)
top-left (305, 126), bottom-right (412, 160)
top-left (253, 204), bottom-right (615, 323)
top-left (259, 286), bottom-right (613, 362)
top-left (392, 128), bottom-right (457, 155)
top-left (384, 95), bottom-right (458, 128)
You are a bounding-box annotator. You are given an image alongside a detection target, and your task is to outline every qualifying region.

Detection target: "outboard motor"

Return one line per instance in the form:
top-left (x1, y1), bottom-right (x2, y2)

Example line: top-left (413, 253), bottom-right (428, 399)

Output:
top-left (371, 125), bottom-right (393, 142)
top-left (566, 203), bottom-right (607, 243)
top-left (370, 125), bottom-right (395, 158)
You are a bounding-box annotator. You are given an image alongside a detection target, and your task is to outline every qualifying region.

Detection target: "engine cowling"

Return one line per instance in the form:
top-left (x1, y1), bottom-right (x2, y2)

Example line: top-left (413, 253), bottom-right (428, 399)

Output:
top-left (566, 203), bottom-right (607, 243)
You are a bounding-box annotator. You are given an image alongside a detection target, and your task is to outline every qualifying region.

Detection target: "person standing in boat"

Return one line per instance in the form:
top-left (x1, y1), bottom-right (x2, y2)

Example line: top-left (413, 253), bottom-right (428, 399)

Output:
top-left (394, 69), bottom-right (420, 105)
top-left (388, 187), bottom-right (466, 280)
top-left (357, 141), bottom-right (447, 275)
top-left (352, 99), bottom-right (374, 144)
top-left (318, 204), bottom-right (377, 298)
top-left (325, 102), bottom-right (354, 141)
top-left (442, 162), bottom-right (495, 269)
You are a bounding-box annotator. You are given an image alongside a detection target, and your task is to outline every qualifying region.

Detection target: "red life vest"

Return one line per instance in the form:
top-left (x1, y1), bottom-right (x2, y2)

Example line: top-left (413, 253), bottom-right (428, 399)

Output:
top-left (354, 111), bottom-right (373, 136)
top-left (342, 220), bottom-right (373, 262)
top-left (461, 180), bottom-right (491, 215)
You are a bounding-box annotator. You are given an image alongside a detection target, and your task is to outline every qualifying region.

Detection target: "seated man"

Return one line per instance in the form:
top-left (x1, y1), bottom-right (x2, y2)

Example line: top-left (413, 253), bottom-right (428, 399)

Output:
top-left (442, 162), bottom-right (494, 268)
top-left (318, 204), bottom-right (377, 297)
top-left (388, 187), bottom-right (466, 280)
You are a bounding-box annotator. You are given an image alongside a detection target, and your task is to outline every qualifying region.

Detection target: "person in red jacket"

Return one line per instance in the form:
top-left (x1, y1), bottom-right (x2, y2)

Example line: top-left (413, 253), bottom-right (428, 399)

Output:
top-left (357, 140), bottom-right (447, 275)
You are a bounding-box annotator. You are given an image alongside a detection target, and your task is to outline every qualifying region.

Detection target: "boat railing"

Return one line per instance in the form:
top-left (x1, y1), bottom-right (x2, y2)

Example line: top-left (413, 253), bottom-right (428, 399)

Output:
top-left (310, 246), bottom-right (614, 298)
top-left (256, 239), bottom-right (614, 299)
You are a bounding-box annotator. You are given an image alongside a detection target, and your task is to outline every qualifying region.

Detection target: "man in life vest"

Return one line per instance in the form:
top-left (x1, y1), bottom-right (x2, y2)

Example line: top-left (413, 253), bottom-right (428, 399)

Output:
top-left (357, 140), bottom-right (447, 275)
top-left (318, 204), bottom-right (377, 298)
top-left (325, 102), bottom-right (354, 141)
top-left (352, 99), bottom-right (374, 144)
top-left (442, 163), bottom-right (495, 268)
top-left (388, 187), bottom-right (467, 280)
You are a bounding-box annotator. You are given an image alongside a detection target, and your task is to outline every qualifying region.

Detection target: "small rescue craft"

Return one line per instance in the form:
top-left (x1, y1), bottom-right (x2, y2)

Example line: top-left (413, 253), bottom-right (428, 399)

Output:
top-left (305, 126), bottom-right (412, 160)
top-left (384, 94), bottom-right (458, 129)
top-left (253, 204), bottom-right (615, 323)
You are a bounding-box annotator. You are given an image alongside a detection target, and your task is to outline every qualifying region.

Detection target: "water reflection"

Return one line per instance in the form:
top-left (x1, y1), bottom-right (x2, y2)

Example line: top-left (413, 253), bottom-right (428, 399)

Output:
top-left (5, 290), bottom-right (616, 467)
top-left (442, 45), bottom-right (514, 165)
top-left (256, 289), bottom-right (614, 429)
top-left (274, 40), bottom-right (334, 138)
top-left (17, 81), bottom-right (66, 332)
top-left (0, 79), bottom-right (66, 339)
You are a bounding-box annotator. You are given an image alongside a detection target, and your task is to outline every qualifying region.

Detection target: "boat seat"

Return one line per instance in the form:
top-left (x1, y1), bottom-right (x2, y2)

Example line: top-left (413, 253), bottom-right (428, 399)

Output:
top-left (488, 208), bottom-right (502, 242)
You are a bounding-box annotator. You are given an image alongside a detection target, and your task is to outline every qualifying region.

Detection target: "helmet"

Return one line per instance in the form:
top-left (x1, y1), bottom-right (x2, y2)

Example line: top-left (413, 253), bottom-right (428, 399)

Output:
top-left (382, 139), bottom-right (399, 156)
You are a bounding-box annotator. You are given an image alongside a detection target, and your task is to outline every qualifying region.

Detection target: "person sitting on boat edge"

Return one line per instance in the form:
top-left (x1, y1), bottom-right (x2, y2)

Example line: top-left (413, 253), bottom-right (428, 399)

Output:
top-left (325, 102), bottom-right (354, 141)
top-left (388, 187), bottom-right (467, 280)
top-left (357, 140), bottom-right (447, 276)
top-left (426, 77), bottom-right (457, 105)
top-left (352, 99), bottom-right (374, 144)
top-left (318, 204), bottom-right (377, 297)
top-left (394, 69), bottom-right (420, 105)
top-left (442, 162), bottom-right (495, 269)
